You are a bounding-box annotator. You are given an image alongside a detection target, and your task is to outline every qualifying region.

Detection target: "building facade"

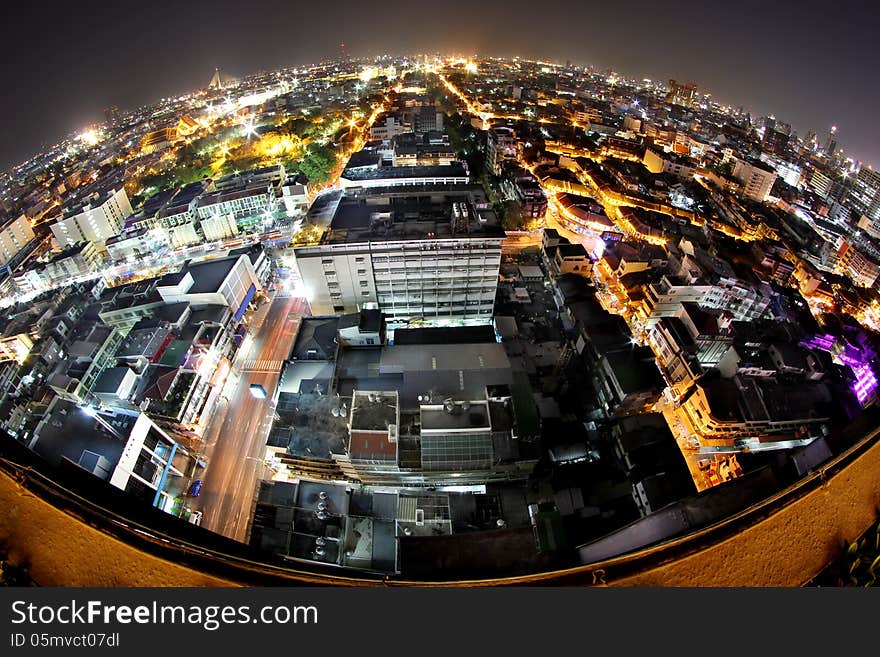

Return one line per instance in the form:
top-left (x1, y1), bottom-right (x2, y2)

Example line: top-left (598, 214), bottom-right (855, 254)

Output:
top-left (51, 188), bottom-right (133, 248)
top-left (0, 214), bottom-right (35, 268)
top-left (293, 185), bottom-right (503, 325)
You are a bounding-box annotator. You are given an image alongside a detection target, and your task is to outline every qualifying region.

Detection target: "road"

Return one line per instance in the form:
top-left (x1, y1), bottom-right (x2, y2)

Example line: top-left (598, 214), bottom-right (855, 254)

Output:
top-left (195, 292), bottom-right (307, 542)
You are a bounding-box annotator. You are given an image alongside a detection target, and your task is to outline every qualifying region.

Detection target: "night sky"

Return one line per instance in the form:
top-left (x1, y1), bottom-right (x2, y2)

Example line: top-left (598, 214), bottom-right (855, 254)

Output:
top-left (1, 0), bottom-right (878, 171)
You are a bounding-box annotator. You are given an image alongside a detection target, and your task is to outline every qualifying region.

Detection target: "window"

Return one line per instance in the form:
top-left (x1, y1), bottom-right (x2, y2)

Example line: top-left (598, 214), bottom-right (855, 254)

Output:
top-left (359, 281), bottom-right (368, 287)
top-left (333, 305), bottom-right (345, 313)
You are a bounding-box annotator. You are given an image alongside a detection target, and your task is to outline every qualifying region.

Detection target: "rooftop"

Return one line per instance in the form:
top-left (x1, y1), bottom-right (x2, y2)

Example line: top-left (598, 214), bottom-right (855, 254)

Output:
top-left (421, 400), bottom-right (491, 431)
top-left (289, 316), bottom-right (340, 360)
top-left (350, 390), bottom-right (398, 432)
top-left (391, 325), bottom-right (496, 346)
top-left (341, 164), bottom-right (466, 181)
top-left (157, 255), bottom-right (241, 294)
top-left (268, 391), bottom-right (349, 458)
top-left (117, 326), bottom-right (171, 359)
top-left (32, 399), bottom-right (135, 470)
top-left (317, 185), bottom-right (504, 244)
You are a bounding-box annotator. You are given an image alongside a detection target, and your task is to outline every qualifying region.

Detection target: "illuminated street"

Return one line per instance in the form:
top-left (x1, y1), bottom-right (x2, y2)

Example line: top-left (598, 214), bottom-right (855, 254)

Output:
top-left (195, 292), bottom-right (306, 541)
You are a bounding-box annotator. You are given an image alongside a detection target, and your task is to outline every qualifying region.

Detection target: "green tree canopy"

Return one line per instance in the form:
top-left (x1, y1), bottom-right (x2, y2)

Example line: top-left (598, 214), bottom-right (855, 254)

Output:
top-left (297, 144), bottom-right (337, 184)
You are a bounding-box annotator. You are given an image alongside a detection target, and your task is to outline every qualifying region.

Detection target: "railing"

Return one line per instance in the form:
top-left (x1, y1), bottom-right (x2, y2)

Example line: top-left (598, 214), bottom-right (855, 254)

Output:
top-left (1, 416), bottom-right (880, 586)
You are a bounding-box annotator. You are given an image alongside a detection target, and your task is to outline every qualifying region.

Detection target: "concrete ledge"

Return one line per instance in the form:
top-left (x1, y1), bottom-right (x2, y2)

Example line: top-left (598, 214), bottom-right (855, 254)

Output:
top-left (1, 423), bottom-right (879, 586)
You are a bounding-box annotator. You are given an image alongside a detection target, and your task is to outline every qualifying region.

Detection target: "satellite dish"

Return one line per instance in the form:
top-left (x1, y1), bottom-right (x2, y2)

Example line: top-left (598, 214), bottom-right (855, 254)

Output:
top-left (331, 407), bottom-right (340, 417)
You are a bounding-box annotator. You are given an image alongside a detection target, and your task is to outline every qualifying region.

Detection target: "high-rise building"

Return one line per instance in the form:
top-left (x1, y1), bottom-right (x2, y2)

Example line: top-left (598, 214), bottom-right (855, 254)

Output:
top-left (731, 158), bottom-right (778, 202)
top-left (292, 184), bottom-right (503, 325)
top-left (50, 187), bottom-right (132, 248)
top-left (666, 79), bottom-right (698, 108)
top-left (838, 241), bottom-right (880, 288)
top-left (763, 128), bottom-right (790, 153)
top-left (487, 126), bottom-right (518, 175)
top-left (0, 214), bottom-right (35, 268)
top-left (823, 126), bottom-right (838, 156)
top-left (849, 167), bottom-right (880, 222)
top-left (413, 104), bottom-right (444, 134)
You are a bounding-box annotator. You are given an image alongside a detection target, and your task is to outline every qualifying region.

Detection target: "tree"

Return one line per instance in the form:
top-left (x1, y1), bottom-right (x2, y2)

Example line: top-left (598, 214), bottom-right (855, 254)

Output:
top-left (498, 200), bottom-right (528, 231)
top-left (297, 144), bottom-right (337, 185)
top-left (279, 116), bottom-right (316, 140)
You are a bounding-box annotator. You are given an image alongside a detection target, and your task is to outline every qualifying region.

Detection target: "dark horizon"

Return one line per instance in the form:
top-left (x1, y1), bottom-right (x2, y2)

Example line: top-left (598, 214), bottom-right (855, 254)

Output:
top-left (2, 0), bottom-right (878, 172)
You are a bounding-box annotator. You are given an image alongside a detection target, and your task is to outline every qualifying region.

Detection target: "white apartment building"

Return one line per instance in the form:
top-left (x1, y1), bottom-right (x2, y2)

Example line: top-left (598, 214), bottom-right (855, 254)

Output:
top-left (281, 180), bottom-right (309, 216)
top-left (731, 158), bottom-right (778, 202)
top-left (293, 185), bottom-right (503, 324)
top-left (195, 186), bottom-right (277, 226)
top-left (51, 188), bottom-right (133, 248)
top-left (156, 253), bottom-right (261, 311)
top-left (199, 213), bottom-right (239, 242)
top-left (105, 228), bottom-right (170, 262)
top-left (167, 222), bottom-right (201, 248)
top-left (642, 148), bottom-right (696, 179)
top-left (0, 214), bottom-right (35, 267)
top-left (15, 241), bottom-right (103, 294)
top-left (370, 115), bottom-right (409, 141)
top-left (639, 276), bottom-right (770, 326)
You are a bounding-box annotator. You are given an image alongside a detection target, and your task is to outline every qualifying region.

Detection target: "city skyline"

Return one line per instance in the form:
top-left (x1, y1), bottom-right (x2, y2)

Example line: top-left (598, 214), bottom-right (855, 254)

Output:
top-left (2, 4), bottom-right (880, 589)
top-left (1, 0), bottom-right (879, 170)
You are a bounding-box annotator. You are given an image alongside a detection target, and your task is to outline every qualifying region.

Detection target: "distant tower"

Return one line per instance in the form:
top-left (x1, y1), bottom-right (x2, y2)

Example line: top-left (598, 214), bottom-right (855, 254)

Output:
top-left (339, 42), bottom-right (348, 61)
top-left (104, 105), bottom-right (120, 126)
top-left (209, 67), bottom-right (223, 91)
top-left (824, 126), bottom-right (838, 156)
top-left (805, 130), bottom-right (817, 150)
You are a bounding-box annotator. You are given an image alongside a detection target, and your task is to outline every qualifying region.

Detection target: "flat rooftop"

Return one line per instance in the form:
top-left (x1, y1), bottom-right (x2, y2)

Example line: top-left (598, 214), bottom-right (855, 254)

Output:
top-left (33, 400), bottom-right (135, 469)
top-left (318, 185), bottom-right (504, 244)
top-left (157, 255), bottom-right (240, 294)
top-left (421, 401), bottom-right (491, 431)
top-left (350, 390), bottom-right (398, 432)
top-left (269, 391), bottom-right (349, 458)
top-left (392, 325), bottom-right (497, 346)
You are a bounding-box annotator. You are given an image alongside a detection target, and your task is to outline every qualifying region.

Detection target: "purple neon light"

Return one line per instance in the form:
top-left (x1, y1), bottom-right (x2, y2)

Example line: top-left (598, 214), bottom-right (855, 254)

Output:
top-left (801, 332), bottom-right (879, 406)
top-left (853, 363), bottom-right (878, 405)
